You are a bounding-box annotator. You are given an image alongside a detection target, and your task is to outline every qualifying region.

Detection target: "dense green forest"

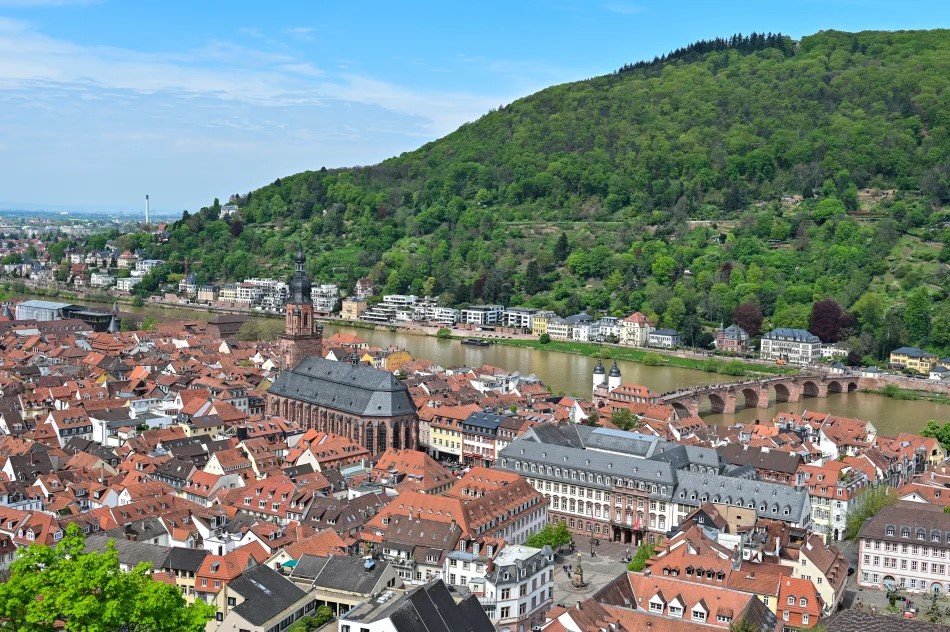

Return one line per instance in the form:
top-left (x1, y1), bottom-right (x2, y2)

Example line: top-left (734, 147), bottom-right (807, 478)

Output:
top-left (112, 29), bottom-right (950, 359)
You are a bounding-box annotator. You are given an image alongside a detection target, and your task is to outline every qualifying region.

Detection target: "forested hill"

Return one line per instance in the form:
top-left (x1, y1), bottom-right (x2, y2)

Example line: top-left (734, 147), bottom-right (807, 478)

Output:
top-left (146, 29), bottom-right (950, 358)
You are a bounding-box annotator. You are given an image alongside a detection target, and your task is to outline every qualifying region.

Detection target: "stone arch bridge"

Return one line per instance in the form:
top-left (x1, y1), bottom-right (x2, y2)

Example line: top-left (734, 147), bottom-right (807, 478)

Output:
top-left (661, 375), bottom-right (861, 418)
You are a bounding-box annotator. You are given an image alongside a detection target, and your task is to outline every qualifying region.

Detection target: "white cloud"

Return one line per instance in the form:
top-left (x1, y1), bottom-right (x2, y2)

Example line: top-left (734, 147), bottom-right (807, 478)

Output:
top-left (0, 18), bottom-right (525, 208)
top-left (284, 26), bottom-right (315, 42)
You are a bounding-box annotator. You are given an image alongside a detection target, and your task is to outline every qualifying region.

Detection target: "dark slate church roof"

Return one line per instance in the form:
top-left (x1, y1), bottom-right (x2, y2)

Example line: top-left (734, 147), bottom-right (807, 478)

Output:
top-left (268, 356), bottom-right (415, 418)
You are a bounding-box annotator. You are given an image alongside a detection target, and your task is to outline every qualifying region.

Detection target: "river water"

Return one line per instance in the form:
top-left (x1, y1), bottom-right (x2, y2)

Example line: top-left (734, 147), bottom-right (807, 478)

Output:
top-left (75, 299), bottom-right (950, 434)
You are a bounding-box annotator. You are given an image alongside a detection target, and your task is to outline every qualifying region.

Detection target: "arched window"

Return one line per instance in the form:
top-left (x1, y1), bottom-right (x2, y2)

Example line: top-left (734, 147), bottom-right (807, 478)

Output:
top-left (364, 424), bottom-right (375, 452)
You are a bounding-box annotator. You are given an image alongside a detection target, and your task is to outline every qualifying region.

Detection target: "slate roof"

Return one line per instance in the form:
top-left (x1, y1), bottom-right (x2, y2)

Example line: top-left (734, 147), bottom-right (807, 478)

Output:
top-left (719, 444), bottom-right (802, 475)
top-left (498, 433), bottom-right (678, 491)
top-left (353, 580), bottom-right (494, 632)
top-left (463, 411), bottom-right (504, 434)
top-left (651, 444), bottom-right (721, 472)
top-left (268, 356), bottom-right (415, 418)
top-left (85, 535), bottom-right (169, 569)
top-left (763, 328), bottom-right (819, 343)
top-left (892, 346), bottom-right (938, 358)
top-left (582, 427), bottom-right (672, 458)
top-left (228, 564), bottom-right (307, 627)
top-left (673, 469), bottom-right (810, 525)
top-left (160, 546), bottom-right (210, 573)
top-left (290, 554), bottom-right (392, 594)
top-left (721, 324), bottom-right (749, 341)
top-left (860, 501), bottom-right (950, 542)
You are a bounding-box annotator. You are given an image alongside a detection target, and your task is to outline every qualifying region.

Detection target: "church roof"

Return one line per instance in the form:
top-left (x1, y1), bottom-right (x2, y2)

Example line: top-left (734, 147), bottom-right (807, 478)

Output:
top-left (268, 356), bottom-right (415, 418)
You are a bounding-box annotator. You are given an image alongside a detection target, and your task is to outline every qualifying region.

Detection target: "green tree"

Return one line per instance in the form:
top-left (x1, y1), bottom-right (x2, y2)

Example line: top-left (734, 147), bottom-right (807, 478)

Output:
top-left (286, 605), bottom-right (333, 632)
top-left (611, 408), bottom-right (639, 431)
top-left (627, 538), bottom-right (660, 572)
top-left (905, 287), bottom-right (932, 343)
top-left (0, 523), bottom-right (214, 631)
top-left (436, 327), bottom-right (452, 339)
top-left (553, 232), bottom-right (570, 264)
top-left (524, 522), bottom-right (571, 549)
top-left (932, 310), bottom-right (950, 348)
top-left (852, 292), bottom-right (884, 333)
top-left (920, 420), bottom-right (950, 449)
top-left (812, 197), bottom-right (846, 224)
top-left (524, 259), bottom-right (543, 294)
top-left (651, 255), bottom-right (676, 285)
top-left (539, 333), bottom-right (551, 344)
top-left (845, 486), bottom-right (896, 540)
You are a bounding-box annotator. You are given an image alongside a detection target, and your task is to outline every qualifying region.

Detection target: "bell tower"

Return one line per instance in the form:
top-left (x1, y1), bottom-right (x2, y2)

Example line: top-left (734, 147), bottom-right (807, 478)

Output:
top-left (279, 247), bottom-right (323, 370)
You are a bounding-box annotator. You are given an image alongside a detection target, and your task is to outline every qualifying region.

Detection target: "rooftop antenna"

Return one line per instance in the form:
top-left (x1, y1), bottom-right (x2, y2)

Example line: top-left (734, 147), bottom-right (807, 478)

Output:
top-left (145, 194), bottom-right (150, 228)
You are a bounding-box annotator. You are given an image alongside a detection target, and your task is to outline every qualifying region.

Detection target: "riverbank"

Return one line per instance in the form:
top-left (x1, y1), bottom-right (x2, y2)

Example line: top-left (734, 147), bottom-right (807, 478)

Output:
top-left (864, 384), bottom-right (950, 405)
top-left (7, 285), bottom-right (799, 379)
top-left (475, 337), bottom-right (800, 377)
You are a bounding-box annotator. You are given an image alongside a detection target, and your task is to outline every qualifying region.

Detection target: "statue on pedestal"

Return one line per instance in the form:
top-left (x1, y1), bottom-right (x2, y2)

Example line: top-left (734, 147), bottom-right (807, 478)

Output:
top-left (571, 553), bottom-right (586, 588)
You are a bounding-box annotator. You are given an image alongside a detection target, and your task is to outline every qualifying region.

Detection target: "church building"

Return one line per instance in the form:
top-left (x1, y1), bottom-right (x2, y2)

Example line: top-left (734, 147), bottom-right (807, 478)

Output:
top-left (267, 248), bottom-right (418, 454)
top-left (278, 248), bottom-right (324, 370)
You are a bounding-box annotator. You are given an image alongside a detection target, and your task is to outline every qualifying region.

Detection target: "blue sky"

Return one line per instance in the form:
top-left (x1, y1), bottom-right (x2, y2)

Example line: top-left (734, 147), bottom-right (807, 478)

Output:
top-left (1, 0), bottom-right (948, 213)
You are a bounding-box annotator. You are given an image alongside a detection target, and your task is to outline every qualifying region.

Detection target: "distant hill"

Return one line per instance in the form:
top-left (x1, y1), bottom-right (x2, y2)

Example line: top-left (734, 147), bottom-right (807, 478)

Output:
top-left (143, 29), bottom-right (950, 357)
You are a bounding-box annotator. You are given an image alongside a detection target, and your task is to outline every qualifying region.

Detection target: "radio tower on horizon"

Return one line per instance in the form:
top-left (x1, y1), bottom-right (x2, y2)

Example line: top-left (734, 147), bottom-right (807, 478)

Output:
top-left (145, 194), bottom-right (150, 228)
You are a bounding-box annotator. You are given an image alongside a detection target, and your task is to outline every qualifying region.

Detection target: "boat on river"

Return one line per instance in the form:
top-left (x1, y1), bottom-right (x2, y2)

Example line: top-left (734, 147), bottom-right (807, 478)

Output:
top-left (461, 338), bottom-right (492, 346)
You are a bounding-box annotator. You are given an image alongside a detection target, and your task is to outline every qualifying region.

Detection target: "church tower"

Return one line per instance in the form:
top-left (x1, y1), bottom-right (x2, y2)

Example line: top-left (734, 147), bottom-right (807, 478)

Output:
top-left (279, 247), bottom-right (323, 370)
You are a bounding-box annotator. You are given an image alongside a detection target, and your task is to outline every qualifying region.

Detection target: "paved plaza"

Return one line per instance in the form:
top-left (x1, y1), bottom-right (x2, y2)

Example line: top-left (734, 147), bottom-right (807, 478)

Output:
top-left (551, 539), bottom-right (637, 605)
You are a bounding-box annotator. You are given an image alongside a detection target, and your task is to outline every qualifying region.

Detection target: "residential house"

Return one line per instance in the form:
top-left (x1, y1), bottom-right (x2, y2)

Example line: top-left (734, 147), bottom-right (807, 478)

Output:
top-left (889, 347), bottom-right (940, 374)
top-left (857, 501), bottom-right (950, 594)
top-left (760, 328), bottom-right (822, 365)
top-left (620, 311), bottom-right (653, 346)
top-left (715, 324), bottom-right (751, 353)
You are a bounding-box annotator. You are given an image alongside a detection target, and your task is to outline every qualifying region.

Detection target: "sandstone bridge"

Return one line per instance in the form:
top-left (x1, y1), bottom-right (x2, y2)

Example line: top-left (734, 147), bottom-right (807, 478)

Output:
top-left (660, 375), bottom-right (862, 418)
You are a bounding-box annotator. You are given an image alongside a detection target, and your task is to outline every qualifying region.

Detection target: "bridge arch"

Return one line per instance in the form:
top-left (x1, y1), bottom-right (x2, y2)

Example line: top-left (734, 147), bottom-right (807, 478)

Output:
top-left (707, 392), bottom-right (726, 414)
top-left (741, 387), bottom-right (760, 409)
top-left (772, 382), bottom-right (791, 403)
top-left (802, 380), bottom-right (819, 398)
top-left (827, 380), bottom-right (843, 394)
top-left (846, 380), bottom-right (858, 392)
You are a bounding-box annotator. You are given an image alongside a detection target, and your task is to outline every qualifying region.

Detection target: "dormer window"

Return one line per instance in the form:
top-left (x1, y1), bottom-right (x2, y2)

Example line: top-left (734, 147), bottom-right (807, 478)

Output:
top-left (799, 597), bottom-right (807, 607)
top-left (787, 595), bottom-right (795, 605)
top-left (886, 525), bottom-right (895, 536)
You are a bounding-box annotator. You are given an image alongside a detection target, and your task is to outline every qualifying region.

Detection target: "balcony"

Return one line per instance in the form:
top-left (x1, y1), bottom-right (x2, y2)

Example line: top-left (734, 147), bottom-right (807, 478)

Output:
top-left (388, 557), bottom-right (416, 570)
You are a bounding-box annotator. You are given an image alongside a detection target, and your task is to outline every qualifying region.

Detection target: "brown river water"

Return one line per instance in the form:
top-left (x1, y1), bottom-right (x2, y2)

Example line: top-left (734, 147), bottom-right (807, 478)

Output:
top-left (84, 300), bottom-right (950, 434)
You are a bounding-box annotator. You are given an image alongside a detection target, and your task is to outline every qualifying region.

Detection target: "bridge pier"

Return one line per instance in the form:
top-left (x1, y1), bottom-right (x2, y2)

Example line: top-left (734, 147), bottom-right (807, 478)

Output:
top-left (756, 387), bottom-right (771, 408)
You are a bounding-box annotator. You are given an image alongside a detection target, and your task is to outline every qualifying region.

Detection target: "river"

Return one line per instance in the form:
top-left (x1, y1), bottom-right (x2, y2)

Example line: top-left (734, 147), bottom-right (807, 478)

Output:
top-left (63, 298), bottom-right (950, 435)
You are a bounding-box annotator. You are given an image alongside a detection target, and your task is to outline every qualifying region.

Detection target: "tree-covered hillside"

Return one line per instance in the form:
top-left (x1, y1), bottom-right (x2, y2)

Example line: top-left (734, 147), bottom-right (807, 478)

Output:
top-left (140, 29), bottom-right (950, 358)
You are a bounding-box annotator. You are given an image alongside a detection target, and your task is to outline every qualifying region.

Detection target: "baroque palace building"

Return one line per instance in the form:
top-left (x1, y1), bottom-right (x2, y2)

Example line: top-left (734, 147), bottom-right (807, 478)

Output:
top-left (267, 249), bottom-right (418, 454)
